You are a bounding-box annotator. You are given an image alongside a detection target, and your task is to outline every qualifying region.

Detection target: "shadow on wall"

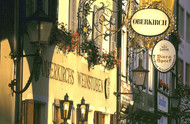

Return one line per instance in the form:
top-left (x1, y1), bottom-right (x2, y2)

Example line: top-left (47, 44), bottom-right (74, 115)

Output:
top-left (0, 38), bottom-right (14, 124)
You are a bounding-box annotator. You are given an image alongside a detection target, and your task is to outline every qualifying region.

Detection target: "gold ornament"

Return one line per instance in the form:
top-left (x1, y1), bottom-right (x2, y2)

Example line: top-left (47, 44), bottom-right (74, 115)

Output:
top-left (83, 27), bottom-right (88, 33)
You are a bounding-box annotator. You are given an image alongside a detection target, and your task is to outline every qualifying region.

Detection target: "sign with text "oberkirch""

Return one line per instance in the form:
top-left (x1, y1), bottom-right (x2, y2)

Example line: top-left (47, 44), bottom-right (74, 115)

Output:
top-left (131, 8), bottom-right (169, 36)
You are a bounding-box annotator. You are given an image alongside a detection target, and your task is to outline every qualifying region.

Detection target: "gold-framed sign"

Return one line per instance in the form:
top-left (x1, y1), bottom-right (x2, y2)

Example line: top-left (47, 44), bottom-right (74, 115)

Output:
top-left (131, 8), bottom-right (170, 37)
top-left (127, 3), bottom-right (176, 49)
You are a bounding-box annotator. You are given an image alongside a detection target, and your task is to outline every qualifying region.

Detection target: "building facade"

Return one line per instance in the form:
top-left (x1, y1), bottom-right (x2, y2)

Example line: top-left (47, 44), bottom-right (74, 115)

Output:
top-left (0, 0), bottom-right (118, 124)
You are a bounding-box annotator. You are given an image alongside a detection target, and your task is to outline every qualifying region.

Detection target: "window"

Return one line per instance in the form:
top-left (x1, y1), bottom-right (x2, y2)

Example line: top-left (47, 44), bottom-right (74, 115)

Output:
top-left (186, 63), bottom-right (190, 87)
top-left (186, 13), bottom-right (190, 43)
top-left (148, 54), bottom-right (154, 91)
top-left (93, 5), bottom-right (115, 55)
top-left (179, 5), bottom-right (184, 39)
top-left (178, 59), bottom-right (184, 83)
top-left (22, 100), bottom-right (46, 124)
top-left (158, 72), bottom-right (170, 93)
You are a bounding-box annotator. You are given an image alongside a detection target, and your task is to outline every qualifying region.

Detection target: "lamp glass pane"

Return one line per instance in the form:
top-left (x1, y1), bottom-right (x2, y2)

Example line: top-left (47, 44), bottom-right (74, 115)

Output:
top-left (63, 102), bottom-right (70, 119)
top-left (40, 21), bottom-right (53, 43)
top-left (171, 98), bottom-right (180, 108)
top-left (134, 72), bottom-right (145, 86)
top-left (27, 21), bottom-right (38, 42)
top-left (80, 105), bottom-right (86, 121)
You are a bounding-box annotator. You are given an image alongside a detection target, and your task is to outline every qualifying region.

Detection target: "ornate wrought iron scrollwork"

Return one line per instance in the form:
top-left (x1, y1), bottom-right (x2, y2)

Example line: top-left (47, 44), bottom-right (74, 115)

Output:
top-left (78, 0), bottom-right (119, 44)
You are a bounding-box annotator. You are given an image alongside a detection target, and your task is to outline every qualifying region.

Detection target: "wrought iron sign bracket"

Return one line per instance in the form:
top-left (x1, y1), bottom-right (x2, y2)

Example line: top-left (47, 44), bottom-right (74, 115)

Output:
top-left (113, 91), bottom-right (139, 97)
top-left (10, 52), bottom-right (39, 60)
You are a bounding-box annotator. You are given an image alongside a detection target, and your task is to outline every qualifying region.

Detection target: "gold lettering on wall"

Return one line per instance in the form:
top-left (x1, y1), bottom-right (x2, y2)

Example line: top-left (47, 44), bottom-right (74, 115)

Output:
top-left (77, 72), bottom-right (103, 93)
top-left (42, 60), bottom-right (74, 85)
top-left (41, 60), bottom-right (104, 93)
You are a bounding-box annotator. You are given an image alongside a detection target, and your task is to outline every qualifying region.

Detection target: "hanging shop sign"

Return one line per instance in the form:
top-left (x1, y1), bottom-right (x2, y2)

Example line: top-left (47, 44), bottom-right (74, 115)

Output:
top-left (127, 3), bottom-right (175, 45)
top-left (131, 9), bottom-right (169, 36)
top-left (152, 40), bottom-right (176, 73)
top-left (157, 92), bottom-right (168, 113)
top-left (105, 78), bottom-right (110, 99)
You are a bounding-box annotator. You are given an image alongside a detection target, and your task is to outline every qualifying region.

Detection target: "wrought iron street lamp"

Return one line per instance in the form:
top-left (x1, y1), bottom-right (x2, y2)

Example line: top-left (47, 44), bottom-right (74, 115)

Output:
top-left (114, 58), bottom-right (149, 95)
top-left (77, 97), bottom-right (89, 123)
top-left (132, 58), bottom-right (149, 90)
top-left (9, 0), bottom-right (53, 94)
top-left (26, 0), bottom-right (53, 44)
top-left (60, 93), bottom-right (73, 124)
top-left (171, 93), bottom-right (181, 109)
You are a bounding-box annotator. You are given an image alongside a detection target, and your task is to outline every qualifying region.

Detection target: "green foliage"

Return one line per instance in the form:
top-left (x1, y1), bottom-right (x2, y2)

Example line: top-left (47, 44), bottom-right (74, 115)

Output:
top-left (81, 41), bottom-right (101, 67)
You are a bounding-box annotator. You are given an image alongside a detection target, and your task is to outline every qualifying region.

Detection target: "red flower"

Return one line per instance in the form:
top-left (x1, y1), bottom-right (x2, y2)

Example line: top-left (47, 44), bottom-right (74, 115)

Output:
top-left (71, 38), bottom-right (75, 42)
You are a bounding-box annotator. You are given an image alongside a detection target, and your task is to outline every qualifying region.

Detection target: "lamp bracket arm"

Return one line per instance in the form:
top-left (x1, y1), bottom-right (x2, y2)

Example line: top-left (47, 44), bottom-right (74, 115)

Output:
top-left (9, 68), bottom-right (34, 94)
top-left (53, 103), bottom-right (61, 109)
top-left (113, 92), bottom-right (136, 96)
top-left (9, 56), bottom-right (41, 94)
top-left (10, 52), bottom-right (39, 59)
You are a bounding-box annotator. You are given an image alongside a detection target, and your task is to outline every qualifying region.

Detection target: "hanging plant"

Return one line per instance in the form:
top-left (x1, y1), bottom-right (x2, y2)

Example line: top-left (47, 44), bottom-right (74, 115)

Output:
top-left (163, 83), bottom-right (169, 92)
top-left (158, 79), bottom-right (169, 92)
top-left (102, 50), bottom-right (119, 70)
top-left (50, 22), bottom-right (80, 53)
top-left (176, 83), bottom-right (186, 97)
top-left (81, 41), bottom-right (101, 67)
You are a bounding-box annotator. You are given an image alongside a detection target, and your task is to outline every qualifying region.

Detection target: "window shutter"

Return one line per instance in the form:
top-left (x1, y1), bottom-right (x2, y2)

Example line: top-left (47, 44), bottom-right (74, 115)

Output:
top-left (94, 111), bottom-right (97, 124)
top-left (22, 100), bottom-right (34, 124)
top-left (94, 5), bottom-right (103, 54)
top-left (54, 99), bottom-right (63, 124)
top-left (69, 0), bottom-right (77, 32)
top-left (113, 114), bottom-right (117, 124)
top-left (110, 18), bottom-right (116, 52)
top-left (110, 114), bottom-right (117, 124)
top-left (99, 112), bottom-right (105, 124)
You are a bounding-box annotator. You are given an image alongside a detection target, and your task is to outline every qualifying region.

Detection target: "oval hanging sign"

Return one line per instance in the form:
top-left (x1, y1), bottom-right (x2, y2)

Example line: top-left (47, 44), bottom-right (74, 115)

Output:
top-left (131, 9), bottom-right (170, 36)
top-left (152, 40), bottom-right (176, 73)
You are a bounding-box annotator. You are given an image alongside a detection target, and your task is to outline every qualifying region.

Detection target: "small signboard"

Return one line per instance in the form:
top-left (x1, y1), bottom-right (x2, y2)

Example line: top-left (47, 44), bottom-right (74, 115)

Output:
top-left (121, 81), bottom-right (131, 104)
top-left (131, 9), bottom-right (170, 36)
top-left (105, 78), bottom-right (110, 99)
top-left (157, 92), bottom-right (168, 113)
top-left (152, 40), bottom-right (176, 73)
